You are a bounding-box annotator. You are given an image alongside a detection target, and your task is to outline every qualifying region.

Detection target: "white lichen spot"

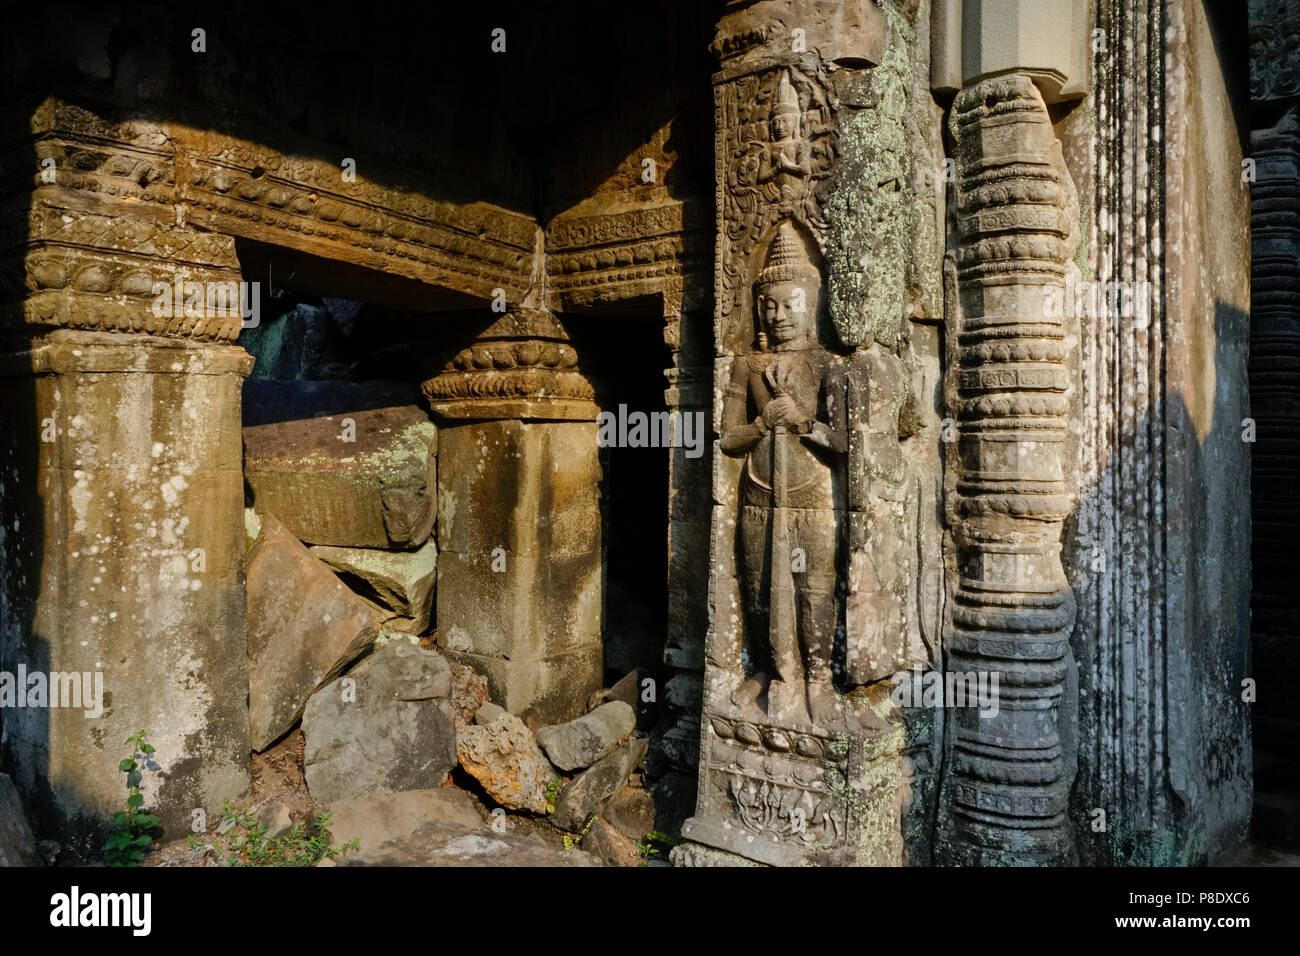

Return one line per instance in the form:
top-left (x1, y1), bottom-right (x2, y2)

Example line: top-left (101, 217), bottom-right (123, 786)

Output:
top-left (160, 473), bottom-right (189, 506)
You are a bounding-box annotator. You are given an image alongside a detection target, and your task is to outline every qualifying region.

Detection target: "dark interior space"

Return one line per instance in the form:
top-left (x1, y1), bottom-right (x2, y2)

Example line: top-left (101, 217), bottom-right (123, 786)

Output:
top-left (566, 312), bottom-right (672, 687)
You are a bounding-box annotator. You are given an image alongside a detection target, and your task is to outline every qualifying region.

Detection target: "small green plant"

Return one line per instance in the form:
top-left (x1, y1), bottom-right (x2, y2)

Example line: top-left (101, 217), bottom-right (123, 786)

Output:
top-left (561, 814), bottom-right (597, 851)
top-left (635, 829), bottom-right (679, 865)
top-left (104, 730), bottom-right (160, 866)
top-left (544, 779), bottom-right (562, 815)
top-left (218, 806), bottom-right (359, 867)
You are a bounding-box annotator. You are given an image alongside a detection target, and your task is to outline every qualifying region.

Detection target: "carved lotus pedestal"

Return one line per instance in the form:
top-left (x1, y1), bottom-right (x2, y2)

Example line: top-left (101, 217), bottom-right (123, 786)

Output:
top-left (680, 692), bottom-right (905, 866)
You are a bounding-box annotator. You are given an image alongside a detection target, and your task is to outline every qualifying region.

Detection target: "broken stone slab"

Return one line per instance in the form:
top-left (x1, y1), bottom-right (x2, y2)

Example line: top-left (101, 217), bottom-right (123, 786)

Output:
top-left (582, 818), bottom-right (642, 867)
top-left (0, 774), bottom-right (41, 867)
top-left (257, 802), bottom-right (294, 841)
top-left (474, 701), bottom-right (506, 726)
top-left (302, 640), bottom-right (457, 804)
top-left (456, 713), bottom-right (558, 814)
top-left (552, 736), bottom-right (649, 833)
top-left (602, 668), bottom-right (658, 732)
top-left (310, 539), bottom-right (436, 634)
top-left (604, 785), bottom-right (656, 842)
top-left (335, 818), bottom-right (599, 867)
top-left (324, 789), bottom-right (485, 863)
top-left (243, 394), bottom-right (436, 548)
top-left (536, 701), bottom-right (636, 772)
top-left (246, 510), bottom-right (378, 751)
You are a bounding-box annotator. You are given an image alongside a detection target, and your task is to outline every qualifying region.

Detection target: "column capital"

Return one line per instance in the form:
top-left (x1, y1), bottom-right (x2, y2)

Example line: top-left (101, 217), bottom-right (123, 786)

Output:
top-left (421, 308), bottom-right (597, 422)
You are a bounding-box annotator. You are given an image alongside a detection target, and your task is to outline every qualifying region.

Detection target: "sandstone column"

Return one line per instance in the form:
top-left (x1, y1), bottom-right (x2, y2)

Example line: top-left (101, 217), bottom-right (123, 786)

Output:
top-left (423, 309), bottom-right (603, 727)
top-left (934, 0), bottom-right (1087, 868)
top-left (0, 132), bottom-right (254, 854)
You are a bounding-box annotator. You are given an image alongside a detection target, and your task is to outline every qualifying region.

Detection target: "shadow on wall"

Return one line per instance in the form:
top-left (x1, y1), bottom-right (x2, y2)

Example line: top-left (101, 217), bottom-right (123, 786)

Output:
top-left (1066, 299), bottom-right (1253, 866)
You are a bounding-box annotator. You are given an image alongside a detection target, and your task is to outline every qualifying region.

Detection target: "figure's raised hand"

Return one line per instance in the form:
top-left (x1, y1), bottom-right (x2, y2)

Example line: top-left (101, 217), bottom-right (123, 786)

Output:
top-left (762, 394), bottom-right (805, 429)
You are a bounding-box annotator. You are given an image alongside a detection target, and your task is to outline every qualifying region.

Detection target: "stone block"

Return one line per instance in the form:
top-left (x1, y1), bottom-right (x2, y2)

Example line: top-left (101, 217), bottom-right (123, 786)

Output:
top-left (243, 403), bottom-right (436, 548)
top-left (324, 788), bottom-right (485, 862)
top-left (553, 736), bottom-right (649, 833)
top-left (335, 818), bottom-right (598, 867)
top-left (456, 713), bottom-right (558, 814)
top-left (536, 701), bottom-right (636, 772)
top-left (604, 785), bottom-right (656, 842)
top-left (582, 817), bottom-right (641, 867)
top-left (310, 539), bottom-right (436, 633)
top-left (433, 416), bottom-right (603, 728)
top-left (444, 644), bottom-right (603, 730)
top-left (436, 420), bottom-right (600, 557)
top-left (437, 549), bottom-right (601, 661)
top-left (302, 641), bottom-right (457, 803)
top-left (246, 511), bottom-right (377, 751)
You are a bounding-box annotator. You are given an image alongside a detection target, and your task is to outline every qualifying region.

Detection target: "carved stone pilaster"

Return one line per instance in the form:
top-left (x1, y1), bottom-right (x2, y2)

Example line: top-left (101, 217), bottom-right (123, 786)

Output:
top-left (1249, 110), bottom-right (1300, 771)
top-left (657, 307), bottom-right (712, 776)
top-left (680, 0), bottom-right (941, 868)
top-left (942, 74), bottom-right (1079, 865)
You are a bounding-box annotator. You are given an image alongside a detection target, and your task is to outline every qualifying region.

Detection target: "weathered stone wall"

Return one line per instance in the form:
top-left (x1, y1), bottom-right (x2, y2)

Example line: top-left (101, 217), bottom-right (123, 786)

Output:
top-left (1067, 0), bottom-right (1253, 865)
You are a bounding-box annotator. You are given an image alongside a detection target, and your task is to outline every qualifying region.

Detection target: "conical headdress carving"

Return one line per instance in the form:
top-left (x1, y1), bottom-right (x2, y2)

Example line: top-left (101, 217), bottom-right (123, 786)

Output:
top-left (757, 221), bottom-right (820, 291)
top-left (773, 70), bottom-right (801, 120)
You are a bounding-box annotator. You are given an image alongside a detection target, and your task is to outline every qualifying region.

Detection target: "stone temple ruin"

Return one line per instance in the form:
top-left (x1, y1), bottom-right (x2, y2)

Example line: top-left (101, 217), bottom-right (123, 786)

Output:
top-left (0, 0), bottom-right (1292, 868)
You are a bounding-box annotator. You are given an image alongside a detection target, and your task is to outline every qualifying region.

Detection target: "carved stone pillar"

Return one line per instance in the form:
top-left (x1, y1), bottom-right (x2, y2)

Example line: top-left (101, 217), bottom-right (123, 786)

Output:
top-left (942, 74), bottom-right (1079, 865)
top-left (679, 0), bottom-right (941, 867)
top-left (423, 309), bottom-right (603, 727)
top-left (0, 125), bottom-right (254, 853)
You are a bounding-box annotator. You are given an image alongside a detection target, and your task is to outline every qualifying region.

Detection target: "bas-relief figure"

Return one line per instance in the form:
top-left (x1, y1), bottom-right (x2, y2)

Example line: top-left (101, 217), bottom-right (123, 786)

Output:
top-left (719, 221), bottom-right (892, 734)
top-left (755, 73), bottom-right (813, 207)
top-left (688, 216), bottom-right (913, 865)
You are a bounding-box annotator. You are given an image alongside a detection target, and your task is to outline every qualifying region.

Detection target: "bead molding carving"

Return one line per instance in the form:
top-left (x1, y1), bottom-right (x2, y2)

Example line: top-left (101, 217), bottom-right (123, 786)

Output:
top-left (421, 309), bottom-right (596, 422)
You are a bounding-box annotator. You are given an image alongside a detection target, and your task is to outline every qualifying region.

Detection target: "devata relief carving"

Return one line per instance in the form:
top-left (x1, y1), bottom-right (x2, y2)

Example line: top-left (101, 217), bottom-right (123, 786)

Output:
top-left (683, 2), bottom-right (934, 865)
top-left (722, 221), bottom-right (880, 731)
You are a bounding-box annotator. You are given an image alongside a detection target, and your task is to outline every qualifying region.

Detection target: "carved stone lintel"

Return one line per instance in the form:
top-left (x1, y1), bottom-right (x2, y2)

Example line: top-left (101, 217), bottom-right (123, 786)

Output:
top-left (1, 97), bottom-right (541, 343)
